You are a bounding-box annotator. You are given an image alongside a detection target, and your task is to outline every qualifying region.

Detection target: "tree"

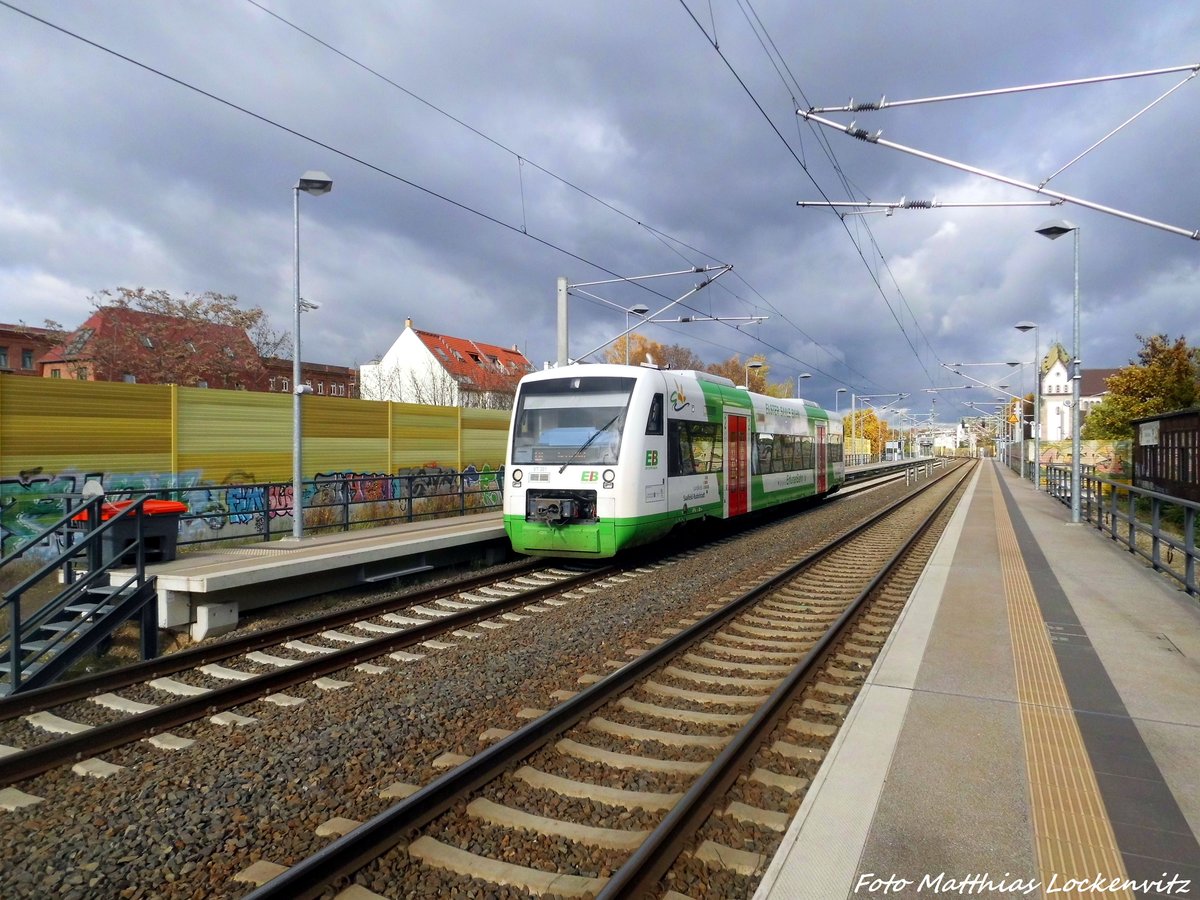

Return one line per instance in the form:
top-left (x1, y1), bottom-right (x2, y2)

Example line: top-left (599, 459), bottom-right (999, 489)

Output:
top-left (845, 407), bottom-right (890, 458)
top-left (1082, 334), bottom-right (1200, 439)
top-left (706, 353), bottom-right (769, 391)
top-left (604, 334), bottom-right (706, 371)
top-left (44, 287), bottom-right (273, 389)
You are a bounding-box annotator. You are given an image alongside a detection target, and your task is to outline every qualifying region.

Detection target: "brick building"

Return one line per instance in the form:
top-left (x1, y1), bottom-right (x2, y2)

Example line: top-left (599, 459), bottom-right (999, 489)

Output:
top-left (0, 323), bottom-right (59, 377)
top-left (261, 357), bottom-right (358, 398)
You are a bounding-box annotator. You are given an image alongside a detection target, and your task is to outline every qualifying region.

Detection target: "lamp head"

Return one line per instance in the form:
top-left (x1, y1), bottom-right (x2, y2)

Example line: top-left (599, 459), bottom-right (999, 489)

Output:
top-left (1014, 321), bottom-right (1037, 333)
top-left (297, 171), bottom-right (333, 195)
top-left (1034, 219), bottom-right (1077, 240)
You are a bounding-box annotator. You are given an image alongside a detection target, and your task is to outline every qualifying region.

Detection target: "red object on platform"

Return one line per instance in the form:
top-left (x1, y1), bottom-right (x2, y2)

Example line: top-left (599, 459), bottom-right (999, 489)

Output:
top-left (72, 500), bottom-right (188, 522)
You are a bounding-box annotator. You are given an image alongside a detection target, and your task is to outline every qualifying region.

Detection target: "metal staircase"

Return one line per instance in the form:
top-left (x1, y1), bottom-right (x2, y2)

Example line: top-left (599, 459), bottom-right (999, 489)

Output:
top-left (1, 496), bottom-right (159, 696)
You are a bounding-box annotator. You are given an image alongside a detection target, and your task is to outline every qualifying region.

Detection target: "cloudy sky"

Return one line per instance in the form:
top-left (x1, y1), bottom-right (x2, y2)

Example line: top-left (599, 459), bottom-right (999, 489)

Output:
top-left (3, 1), bottom-right (1198, 422)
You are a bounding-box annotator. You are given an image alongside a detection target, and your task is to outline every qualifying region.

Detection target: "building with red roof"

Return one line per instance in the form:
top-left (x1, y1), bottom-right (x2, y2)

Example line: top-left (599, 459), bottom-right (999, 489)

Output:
top-left (359, 318), bottom-right (533, 408)
top-left (0, 323), bottom-right (59, 377)
top-left (39, 306), bottom-right (268, 390)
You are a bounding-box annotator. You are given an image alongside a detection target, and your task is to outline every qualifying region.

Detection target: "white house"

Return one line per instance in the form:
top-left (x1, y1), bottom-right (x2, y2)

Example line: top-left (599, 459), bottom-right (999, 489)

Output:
top-left (1036, 342), bottom-right (1117, 440)
top-left (359, 318), bottom-right (534, 408)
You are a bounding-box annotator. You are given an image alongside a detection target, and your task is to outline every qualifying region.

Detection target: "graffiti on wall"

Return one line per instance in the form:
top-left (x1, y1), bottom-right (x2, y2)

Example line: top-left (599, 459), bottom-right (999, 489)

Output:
top-left (1036, 439), bottom-right (1132, 476)
top-left (1, 463), bottom-right (503, 558)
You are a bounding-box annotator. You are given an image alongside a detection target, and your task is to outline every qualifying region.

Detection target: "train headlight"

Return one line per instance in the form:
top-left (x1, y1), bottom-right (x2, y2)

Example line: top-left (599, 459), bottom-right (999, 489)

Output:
top-left (602, 469), bottom-right (616, 488)
top-left (511, 469), bottom-right (523, 485)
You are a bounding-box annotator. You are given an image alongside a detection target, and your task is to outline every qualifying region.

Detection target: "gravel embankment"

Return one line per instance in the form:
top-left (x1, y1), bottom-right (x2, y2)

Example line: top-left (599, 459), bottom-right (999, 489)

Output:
top-left (0, 480), bottom-right (913, 899)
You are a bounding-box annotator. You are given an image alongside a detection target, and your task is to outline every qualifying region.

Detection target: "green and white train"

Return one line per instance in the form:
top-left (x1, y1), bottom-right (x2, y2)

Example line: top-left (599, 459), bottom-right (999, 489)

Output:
top-left (503, 363), bottom-right (844, 558)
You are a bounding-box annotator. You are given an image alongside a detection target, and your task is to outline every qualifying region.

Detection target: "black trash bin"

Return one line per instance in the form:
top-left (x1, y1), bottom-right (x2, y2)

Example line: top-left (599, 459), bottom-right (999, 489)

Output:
top-left (75, 500), bottom-right (188, 565)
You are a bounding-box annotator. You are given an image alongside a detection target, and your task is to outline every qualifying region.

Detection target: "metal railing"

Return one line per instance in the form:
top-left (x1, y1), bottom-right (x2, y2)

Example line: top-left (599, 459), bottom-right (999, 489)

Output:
top-left (1044, 463), bottom-right (1200, 596)
top-left (98, 470), bottom-right (505, 551)
top-left (1, 495), bottom-right (157, 693)
top-left (1, 470), bottom-right (504, 563)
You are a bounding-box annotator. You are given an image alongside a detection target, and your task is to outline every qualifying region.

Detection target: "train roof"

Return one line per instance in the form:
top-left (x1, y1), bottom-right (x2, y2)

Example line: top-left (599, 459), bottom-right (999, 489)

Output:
top-left (520, 363), bottom-right (839, 417)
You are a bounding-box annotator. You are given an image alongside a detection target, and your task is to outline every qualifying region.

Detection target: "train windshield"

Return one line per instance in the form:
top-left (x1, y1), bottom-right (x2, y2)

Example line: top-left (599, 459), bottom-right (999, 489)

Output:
top-left (511, 376), bottom-right (636, 465)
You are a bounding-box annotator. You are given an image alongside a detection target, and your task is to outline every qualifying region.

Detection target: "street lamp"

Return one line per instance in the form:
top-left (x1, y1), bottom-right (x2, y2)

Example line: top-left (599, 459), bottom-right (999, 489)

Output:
top-left (1015, 321), bottom-right (1040, 491)
top-left (745, 360), bottom-right (764, 390)
top-left (292, 170), bottom-right (333, 541)
top-left (835, 387), bottom-right (847, 412)
top-left (624, 304), bottom-right (650, 365)
top-left (1036, 219), bottom-right (1081, 523)
top-left (794, 372), bottom-right (812, 396)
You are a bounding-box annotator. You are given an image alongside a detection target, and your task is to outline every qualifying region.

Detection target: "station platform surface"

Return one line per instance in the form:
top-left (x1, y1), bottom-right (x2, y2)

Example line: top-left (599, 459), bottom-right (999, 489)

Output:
top-left (114, 510), bottom-right (507, 638)
top-left (757, 460), bottom-right (1200, 900)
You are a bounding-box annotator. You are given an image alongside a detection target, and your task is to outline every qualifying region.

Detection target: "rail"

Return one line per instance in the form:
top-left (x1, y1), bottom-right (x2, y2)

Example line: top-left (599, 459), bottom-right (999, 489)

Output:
top-left (244, 459), bottom-right (972, 900)
top-left (1045, 463), bottom-right (1200, 596)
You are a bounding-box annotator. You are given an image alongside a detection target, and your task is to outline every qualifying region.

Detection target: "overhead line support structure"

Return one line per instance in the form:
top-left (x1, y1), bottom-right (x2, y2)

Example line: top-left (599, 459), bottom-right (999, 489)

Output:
top-left (796, 65), bottom-right (1200, 242)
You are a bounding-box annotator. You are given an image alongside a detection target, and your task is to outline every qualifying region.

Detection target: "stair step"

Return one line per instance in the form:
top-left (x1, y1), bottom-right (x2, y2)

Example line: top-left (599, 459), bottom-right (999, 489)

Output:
top-left (64, 603), bottom-right (117, 616)
top-left (0, 660), bottom-right (45, 679)
top-left (86, 584), bottom-right (128, 597)
top-left (36, 621), bottom-right (76, 634)
top-left (18, 640), bottom-right (55, 653)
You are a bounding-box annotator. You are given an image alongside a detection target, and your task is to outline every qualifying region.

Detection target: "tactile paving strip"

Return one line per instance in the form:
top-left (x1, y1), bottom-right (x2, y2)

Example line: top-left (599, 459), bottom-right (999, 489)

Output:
top-left (992, 466), bottom-right (1133, 900)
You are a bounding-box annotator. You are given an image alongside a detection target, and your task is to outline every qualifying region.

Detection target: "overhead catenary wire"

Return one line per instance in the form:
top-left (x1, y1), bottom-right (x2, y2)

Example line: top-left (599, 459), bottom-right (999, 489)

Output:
top-left (245, 0), bottom-right (853, 380)
top-left (678, 0), bottom-right (940, 393)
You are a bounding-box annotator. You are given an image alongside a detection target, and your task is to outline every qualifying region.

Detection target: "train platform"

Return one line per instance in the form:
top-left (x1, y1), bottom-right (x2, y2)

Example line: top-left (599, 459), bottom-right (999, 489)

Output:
top-left (757, 460), bottom-right (1200, 900)
top-left (114, 511), bottom-right (508, 640)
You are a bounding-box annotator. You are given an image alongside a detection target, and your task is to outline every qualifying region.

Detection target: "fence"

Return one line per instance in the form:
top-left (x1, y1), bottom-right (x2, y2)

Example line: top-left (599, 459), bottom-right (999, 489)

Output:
top-left (1044, 463), bottom-right (1199, 597)
top-left (173, 469), bottom-right (505, 548)
top-left (0, 376), bottom-right (510, 556)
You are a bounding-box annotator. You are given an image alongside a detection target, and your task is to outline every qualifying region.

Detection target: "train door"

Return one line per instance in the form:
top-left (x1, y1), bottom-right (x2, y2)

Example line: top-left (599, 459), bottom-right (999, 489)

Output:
top-left (816, 423), bottom-right (828, 493)
top-left (726, 413), bottom-right (749, 516)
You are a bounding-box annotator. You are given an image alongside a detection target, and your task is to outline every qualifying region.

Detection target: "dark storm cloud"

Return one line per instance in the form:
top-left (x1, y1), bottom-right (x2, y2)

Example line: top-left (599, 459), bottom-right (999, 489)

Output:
top-left (2, 0), bottom-right (1197, 420)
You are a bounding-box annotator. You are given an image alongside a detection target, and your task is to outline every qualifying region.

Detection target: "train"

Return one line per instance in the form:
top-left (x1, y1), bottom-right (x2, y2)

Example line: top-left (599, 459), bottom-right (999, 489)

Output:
top-left (502, 363), bottom-right (845, 558)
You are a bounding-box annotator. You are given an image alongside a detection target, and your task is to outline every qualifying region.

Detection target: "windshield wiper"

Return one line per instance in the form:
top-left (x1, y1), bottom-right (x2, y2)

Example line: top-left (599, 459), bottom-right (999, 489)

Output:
top-left (558, 413), bottom-right (621, 474)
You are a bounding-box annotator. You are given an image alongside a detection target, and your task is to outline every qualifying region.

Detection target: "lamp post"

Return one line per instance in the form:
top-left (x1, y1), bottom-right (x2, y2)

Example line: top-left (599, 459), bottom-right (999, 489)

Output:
top-left (745, 360), bottom-right (764, 390)
top-left (835, 387), bottom-right (847, 412)
top-left (291, 170), bottom-right (333, 541)
top-left (794, 372), bottom-right (812, 396)
top-left (624, 304), bottom-right (650, 365)
top-left (1036, 220), bottom-right (1081, 523)
top-left (1015, 321), bottom-right (1040, 491)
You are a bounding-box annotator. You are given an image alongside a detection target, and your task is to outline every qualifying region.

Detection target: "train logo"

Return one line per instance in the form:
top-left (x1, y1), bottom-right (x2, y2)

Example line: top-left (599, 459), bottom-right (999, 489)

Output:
top-left (670, 382), bottom-right (693, 412)
top-left (645, 450), bottom-right (659, 468)
top-left (580, 471), bottom-right (598, 482)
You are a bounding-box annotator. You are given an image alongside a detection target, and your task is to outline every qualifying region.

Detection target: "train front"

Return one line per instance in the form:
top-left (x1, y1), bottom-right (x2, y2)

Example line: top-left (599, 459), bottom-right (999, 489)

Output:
top-left (503, 367), bottom-right (645, 558)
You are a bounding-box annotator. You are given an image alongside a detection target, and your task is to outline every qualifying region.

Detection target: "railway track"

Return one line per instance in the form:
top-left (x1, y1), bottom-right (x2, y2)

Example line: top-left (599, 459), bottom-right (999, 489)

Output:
top-left (0, 560), bottom-right (623, 789)
top-left (242, 459), bottom-right (974, 899)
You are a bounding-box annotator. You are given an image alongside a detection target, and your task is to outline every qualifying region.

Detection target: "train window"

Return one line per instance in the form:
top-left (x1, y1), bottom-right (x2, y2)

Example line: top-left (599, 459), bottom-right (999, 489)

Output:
top-left (773, 435), bottom-right (795, 473)
top-left (828, 433), bottom-right (844, 463)
top-left (646, 394), bottom-right (664, 435)
top-left (511, 376), bottom-right (636, 465)
top-left (668, 420), bottom-right (723, 476)
top-left (797, 436), bottom-right (814, 470)
top-left (756, 434), bottom-right (773, 475)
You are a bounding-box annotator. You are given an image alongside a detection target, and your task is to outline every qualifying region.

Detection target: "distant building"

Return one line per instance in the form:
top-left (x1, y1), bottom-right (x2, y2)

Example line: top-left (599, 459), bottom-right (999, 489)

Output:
top-left (360, 318), bottom-right (533, 409)
top-left (0, 323), bottom-right (59, 377)
top-left (1038, 342), bottom-right (1117, 441)
top-left (39, 306), bottom-right (268, 390)
top-left (262, 357), bottom-right (358, 398)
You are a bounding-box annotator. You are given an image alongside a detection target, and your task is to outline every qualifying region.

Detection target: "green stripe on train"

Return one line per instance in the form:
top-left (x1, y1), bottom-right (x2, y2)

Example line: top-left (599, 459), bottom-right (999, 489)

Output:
top-left (504, 502), bottom-right (722, 556)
